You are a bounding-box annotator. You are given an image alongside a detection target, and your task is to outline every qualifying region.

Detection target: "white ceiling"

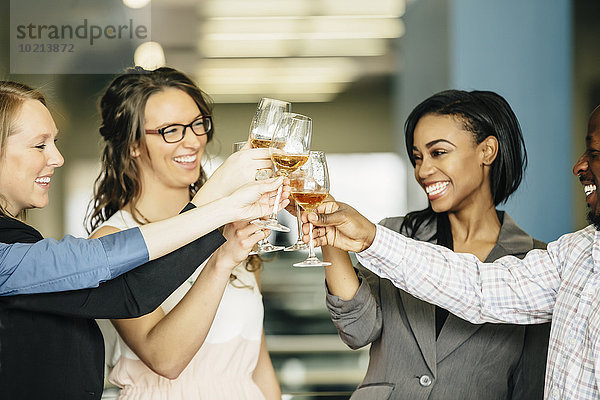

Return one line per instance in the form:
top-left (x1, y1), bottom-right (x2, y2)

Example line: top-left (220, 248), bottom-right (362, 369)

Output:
top-left (139, 0), bottom-right (405, 102)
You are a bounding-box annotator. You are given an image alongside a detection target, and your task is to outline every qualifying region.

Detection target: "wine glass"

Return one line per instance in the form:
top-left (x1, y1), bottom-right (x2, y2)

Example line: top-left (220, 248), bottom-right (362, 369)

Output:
top-left (231, 140), bottom-right (283, 254)
top-left (284, 168), bottom-right (309, 251)
top-left (291, 151), bottom-right (331, 268)
top-left (249, 98), bottom-right (291, 149)
top-left (258, 113), bottom-right (312, 232)
top-left (249, 98), bottom-right (292, 233)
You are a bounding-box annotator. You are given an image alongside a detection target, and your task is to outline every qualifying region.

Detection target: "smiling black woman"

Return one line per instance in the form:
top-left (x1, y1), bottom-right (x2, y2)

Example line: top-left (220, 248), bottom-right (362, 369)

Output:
top-left (305, 103), bottom-right (600, 400)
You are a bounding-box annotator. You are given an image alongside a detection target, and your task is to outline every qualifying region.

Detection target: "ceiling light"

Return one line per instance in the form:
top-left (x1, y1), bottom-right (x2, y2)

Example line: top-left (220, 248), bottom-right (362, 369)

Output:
top-left (198, 17), bottom-right (403, 58)
top-left (134, 41), bottom-right (166, 70)
top-left (201, 0), bottom-right (405, 18)
top-left (194, 58), bottom-right (358, 102)
top-left (122, 0), bottom-right (151, 9)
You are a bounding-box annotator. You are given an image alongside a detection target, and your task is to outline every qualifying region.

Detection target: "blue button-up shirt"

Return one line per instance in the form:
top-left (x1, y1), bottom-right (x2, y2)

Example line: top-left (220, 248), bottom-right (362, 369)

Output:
top-left (358, 224), bottom-right (600, 400)
top-left (0, 227), bottom-right (148, 295)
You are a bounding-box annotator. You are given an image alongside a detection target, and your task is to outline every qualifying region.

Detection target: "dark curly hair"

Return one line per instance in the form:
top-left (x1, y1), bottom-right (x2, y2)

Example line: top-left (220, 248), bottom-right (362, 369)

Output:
top-left (87, 67), bottom-right (214, 231)
top-left (88, 67), bottom-right (262, 277)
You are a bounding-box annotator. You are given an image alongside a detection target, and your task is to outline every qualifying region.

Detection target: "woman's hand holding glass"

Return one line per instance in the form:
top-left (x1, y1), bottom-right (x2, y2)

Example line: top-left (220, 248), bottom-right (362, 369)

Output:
top-left (224, 176), bottom-right (290, 223)
top-left (213, 220), bottom-right (270, 271)
top-left (233, 141), bottom-right (281, 254)
top-left (192, 147), bottom-right (273, 207)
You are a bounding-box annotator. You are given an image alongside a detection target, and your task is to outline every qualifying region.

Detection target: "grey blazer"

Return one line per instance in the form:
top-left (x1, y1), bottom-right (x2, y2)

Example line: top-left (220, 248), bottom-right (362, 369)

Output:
top-left (326, 212), bottom-right (550, 400)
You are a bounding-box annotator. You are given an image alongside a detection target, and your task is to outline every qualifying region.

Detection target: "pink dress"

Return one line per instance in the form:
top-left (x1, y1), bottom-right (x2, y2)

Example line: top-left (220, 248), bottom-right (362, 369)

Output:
top-left (97, 210), bottom-right (266, 400)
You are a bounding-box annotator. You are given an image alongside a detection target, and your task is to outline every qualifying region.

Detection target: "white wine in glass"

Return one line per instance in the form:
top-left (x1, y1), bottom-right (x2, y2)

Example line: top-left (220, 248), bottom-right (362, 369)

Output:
top-left (257, 113), bottom-right (312, 233)
top-left (249, 98), bottom-right (291, 149)
top-left (291, 151), bottom-right (331, 267)
top-left (248, 98), bottom-right (291, 252)
top-left (284, 170), bottom-right (309, 252)
top-left (249, 98), bottom-right (292, 234)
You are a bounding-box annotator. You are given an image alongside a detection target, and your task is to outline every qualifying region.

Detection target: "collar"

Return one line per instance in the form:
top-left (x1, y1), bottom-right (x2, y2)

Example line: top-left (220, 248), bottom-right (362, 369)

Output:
top-left (410, 210), bottom-right (537, 259)
top-left (491, 211), bottom-right (537, 258)
top-left (592, 228), bottom-right (600, 273)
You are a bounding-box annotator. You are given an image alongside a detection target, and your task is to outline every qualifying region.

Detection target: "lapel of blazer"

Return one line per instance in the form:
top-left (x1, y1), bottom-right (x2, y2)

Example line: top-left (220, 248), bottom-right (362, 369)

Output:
top-left (381, 212), bottom-right (536, 375)
top-left (435, 314), bottom-right (483, 362)
top-left (399, 290), bottom-right (438, 376)
top-left (435, 212), bottom-right (535, 362)
top-left (380, 216), bottom-right (440, 377)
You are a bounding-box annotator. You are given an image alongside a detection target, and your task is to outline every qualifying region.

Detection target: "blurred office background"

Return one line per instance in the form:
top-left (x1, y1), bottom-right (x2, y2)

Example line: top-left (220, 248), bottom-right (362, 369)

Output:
top-left (0, 0), bottom-right (598, 398)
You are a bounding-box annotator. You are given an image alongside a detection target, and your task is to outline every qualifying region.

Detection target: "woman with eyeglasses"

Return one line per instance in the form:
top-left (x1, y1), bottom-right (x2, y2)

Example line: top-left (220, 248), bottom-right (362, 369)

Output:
top-left (0, 79), bottom-right (288, 400)
top-left (88, 67), bottom-right (281, 400)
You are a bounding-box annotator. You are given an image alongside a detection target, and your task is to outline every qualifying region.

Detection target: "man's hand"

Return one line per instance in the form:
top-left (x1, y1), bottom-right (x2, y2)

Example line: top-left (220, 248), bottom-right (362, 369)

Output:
top-left (301, 201), bottom-right (376, 253)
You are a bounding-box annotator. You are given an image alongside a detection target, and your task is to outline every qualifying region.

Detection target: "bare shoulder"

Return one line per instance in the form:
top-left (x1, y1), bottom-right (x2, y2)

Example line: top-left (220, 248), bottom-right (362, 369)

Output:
top-left (89, 225), bottom-right (122, 239)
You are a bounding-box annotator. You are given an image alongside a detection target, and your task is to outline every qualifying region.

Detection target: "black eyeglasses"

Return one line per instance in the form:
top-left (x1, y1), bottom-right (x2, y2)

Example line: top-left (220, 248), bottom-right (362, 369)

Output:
top-left (145, 115), bottom-right (212, 143)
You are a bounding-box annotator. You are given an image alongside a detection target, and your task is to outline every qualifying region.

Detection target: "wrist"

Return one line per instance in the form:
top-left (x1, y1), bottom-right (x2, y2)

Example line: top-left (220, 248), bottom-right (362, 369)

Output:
top-left (208, 247), bottom-right (238, 276)
top-left (212, 195), bottom-right (239, 224)
top-left (362, 222), bottom-right (377, 251)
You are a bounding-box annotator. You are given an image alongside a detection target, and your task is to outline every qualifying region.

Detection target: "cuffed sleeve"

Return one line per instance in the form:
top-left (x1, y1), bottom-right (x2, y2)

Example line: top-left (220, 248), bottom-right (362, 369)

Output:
top-left (357, 224), bottom-right (408, 276)
top-left (98, 227), bottom-right (149, 279)
top-left (0, 229), bottom-right (147, 296)
top-left (326, 274), bottom-right (382, 349)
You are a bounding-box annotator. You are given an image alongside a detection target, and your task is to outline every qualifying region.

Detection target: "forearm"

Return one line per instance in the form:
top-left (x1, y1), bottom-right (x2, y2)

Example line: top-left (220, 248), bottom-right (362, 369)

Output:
top-left (358, 224), bottom-right (556, 325)
top-left (118, 248), bottom-right (233, 379)
top-left (140, 198), bottom-right (237, 260)
top-left (253, 332), bottom-right (281, 400)
top-left (322, 246), bottom-right (359, 300)
top-left (326, 272), bottom-right (382, 349)
top-left (0, 229), bottom-right (147, 296)
top-left (190, 174), bottom-right (231, 207)
top-left (3, 228), bottom-right (225, 318)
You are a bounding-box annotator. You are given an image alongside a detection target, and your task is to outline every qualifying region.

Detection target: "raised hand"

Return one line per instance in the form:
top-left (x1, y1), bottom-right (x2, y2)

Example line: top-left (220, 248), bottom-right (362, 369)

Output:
top-left (301, 201), bottom-right (377, 253)
top-left (228, 176), bottom-right (291, 222)
top-left (192, 148), bottom-right (273, 206)
top-left (216, 221), bottom-right (270, 269)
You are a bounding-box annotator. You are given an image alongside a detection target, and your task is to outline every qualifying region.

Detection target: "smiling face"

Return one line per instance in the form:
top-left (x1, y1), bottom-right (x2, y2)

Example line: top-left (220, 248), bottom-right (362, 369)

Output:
top-left (412, 114), bottom-right (497, 214)
top-left (0, 99), bottom-right (64, 215)
top-left (137, 88), bottom-right (207, 193)
top-left (573, 107), bottom-right (600, 226)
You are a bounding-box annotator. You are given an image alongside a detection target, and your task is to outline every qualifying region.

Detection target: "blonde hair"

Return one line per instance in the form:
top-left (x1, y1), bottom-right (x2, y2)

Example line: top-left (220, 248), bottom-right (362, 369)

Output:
top-left (0, 81), bottom-right (47, 218)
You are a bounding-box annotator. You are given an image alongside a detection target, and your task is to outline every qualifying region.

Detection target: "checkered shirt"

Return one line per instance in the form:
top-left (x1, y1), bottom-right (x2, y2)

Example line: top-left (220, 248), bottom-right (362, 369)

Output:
top-left (357, 224), bottom-right (600, 400)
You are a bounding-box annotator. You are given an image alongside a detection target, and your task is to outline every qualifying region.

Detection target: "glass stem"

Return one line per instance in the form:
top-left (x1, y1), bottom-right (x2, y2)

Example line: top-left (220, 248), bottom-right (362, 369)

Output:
top-left (294, 204), bottom-right (303, 244)
top-left (308, 221), bottom-right (316, 259)
top-left (269, 184), bottom-right (283, 220)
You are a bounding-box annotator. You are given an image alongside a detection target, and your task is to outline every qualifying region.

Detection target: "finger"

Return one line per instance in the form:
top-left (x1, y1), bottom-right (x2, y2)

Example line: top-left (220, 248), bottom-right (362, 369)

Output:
top-left (308, 208), bottom-right (345, 227)
top-left (312, 226), bottom-right (327, 239)
top-left (248, 228), bottom-right (270, 244)
top-left (314, 236), bottom-right (328, 247)
top-left (237, 221), bottom-right (264, 237)
top-left (240, 141), bottom-right (251, 150)
top-left (260, 176), bottom-right (284, 189)
top-left (248, 176), bottom-right (284, 198)
top-left (246, 148), bottom-right (271, 160)
top-left (299, 210), bottom-right (309, 224)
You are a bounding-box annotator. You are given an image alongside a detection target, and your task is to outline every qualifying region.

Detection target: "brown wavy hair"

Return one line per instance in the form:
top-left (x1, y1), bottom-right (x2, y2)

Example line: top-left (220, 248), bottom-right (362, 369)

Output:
top-left (0, 81), bottom-right (47, 220)
top-left (87, 67), bottom-right (261, 276)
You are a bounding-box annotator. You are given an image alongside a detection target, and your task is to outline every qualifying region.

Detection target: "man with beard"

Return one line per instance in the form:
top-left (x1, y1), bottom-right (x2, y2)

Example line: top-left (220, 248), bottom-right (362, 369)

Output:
top-left (303, 106), bottom-right (600, 399)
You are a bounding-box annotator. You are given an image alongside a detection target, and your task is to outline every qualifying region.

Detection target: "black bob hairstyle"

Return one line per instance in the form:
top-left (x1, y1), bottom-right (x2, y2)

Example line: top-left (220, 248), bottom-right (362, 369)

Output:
top-left (401, 89), bottom-right (528, 242)
top-left (404, 89), bottom-right (527, 206)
